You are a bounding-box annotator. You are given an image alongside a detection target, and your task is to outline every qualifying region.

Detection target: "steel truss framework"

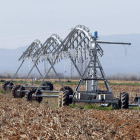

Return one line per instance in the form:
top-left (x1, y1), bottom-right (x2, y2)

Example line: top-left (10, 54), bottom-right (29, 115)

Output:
top-left (9, 39), bottom-right (42, 86)
top-left (22, 34), bottom-right (65, 92)
top-left (5, 34), bottom-right (66, 96)
top-left (4, 24), bottom-right (131, 105)
top-left (17, 34), bottom-right (65, 91)
top-left (35, 25), bottom-right (131, 101)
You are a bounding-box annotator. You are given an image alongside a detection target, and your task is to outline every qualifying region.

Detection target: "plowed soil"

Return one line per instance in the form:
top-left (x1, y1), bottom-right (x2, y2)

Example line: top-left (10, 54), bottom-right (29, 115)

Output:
top-left (0, 82), bottom-right (140, 139)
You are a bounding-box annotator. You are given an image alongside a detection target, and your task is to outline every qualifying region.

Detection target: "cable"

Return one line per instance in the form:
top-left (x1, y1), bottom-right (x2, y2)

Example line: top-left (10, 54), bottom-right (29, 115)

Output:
top-left (123, 45), bottom-right (129, 55)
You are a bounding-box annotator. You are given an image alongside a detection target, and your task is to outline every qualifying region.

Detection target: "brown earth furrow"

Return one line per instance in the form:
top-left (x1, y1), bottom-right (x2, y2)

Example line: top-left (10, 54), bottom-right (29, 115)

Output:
top-left (0, 93), bottom-right (140, 140)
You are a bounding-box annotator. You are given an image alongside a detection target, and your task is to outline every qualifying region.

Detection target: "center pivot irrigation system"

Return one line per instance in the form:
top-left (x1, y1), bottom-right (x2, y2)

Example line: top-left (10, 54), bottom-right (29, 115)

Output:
top-left (3, 25), bottom-right (140, 109)
top-left (2, 35), bottom-right (65, 98)
top-left (2, 39), bottom-right (45, 98)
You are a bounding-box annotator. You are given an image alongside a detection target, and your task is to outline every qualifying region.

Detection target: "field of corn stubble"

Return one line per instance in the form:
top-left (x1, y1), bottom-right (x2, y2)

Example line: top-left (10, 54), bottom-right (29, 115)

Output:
top-left (1, 80), bottom-right (140, 139)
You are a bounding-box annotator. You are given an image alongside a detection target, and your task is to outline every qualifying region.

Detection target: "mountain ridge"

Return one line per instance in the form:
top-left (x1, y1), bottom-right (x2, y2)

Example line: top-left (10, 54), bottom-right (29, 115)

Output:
top-left (0, 34), bottom-right (139, 76)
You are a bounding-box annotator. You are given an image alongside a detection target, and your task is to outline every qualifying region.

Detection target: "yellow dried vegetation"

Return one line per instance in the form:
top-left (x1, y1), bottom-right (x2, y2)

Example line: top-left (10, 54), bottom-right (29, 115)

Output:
top-left (0, 81), bottom-right (140, 139)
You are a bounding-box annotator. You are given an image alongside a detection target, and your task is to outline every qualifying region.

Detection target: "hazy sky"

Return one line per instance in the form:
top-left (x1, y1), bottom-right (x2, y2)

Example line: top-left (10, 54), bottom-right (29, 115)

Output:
top-left (0, 0), bottom-right (139, 49)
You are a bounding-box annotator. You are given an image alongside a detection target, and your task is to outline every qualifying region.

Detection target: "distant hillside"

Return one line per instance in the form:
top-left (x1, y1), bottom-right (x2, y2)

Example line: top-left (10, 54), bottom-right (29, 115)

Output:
top-left (99, 34), bottom-right (140, 75)
top-left (0, 46), bottom-right (27, 73)
top-left (0, 34), bottom-right (139, 76)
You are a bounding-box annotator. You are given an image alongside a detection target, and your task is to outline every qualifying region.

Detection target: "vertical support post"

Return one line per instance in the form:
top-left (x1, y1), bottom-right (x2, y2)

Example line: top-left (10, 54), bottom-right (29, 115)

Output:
top-left (96, 57), bottom-right (112, 93)
top-left (64, 58), bottom-right (66, 82)
top-left (73, 56), bottom-right (93, 96)
top-left (138, 98), bottom-right (140, 110)
top-left (90, 38), bottom-right (98, 92)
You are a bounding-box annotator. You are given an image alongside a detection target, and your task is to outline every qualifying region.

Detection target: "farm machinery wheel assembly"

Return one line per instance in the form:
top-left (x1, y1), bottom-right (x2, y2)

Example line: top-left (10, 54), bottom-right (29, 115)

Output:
top-left (2, 81), bottom-right (14, 91)
top-left (58, 90), bottom-right (71, 107)
top-left (2, 35), bottom-right (62, 98)
top-left (60, 86), bottom-right (73, 104)
top-left (120, 92), bottom-right (129, 109)
top-left (42, 82), bottom-right (53, 91)
top-left (43, 25), bottom-right (132, 109)
top-left (26, 88), bottom-right (43, 103)
top-left (4, 25), bottom-right (136, 109)
top-left (11, 85), bottom-right (25, 98)
top-left (9, 81), bottom-right (53, 98)
top-left (2, 39), bottom-right (43, 95)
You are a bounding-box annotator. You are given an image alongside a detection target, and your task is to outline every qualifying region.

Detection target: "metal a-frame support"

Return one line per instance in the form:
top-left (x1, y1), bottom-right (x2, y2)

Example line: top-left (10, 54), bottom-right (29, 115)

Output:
top-left (73, 37), bottom-right (131, 103)
top-left (34, 57), bottom-right (65, 95)
top-left (43, 25), bottom-right (131, 106)
top-left (4, 40), bottom-right (42, 91)
top-left (16, 34), bottom-right (65, 95)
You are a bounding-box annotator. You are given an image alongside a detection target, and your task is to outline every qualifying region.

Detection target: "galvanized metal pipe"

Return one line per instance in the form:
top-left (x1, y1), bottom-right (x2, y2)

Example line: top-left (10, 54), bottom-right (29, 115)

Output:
top-left (32, 95), bottom-right (58, 97)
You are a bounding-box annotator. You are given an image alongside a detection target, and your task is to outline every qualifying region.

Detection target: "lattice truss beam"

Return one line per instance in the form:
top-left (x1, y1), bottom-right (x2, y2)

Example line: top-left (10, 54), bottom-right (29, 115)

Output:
top-left (10, 34), bottom-right (64, 89)
top-left (40, 25), bottom-right (131, 97)
top-left (42, 25), bottom-right (103, 63)
top-left (32, 25), bottom-right (105, 96)
top-left (32, 34), bottom-right (62, 61)
top-left (42, 25), bottom-right (104, 81)
top-left (19, 39), bottom-right (42, 61)
top-left (10, 25), bottom-right (131, 97)
top-left (16, 34), bottom-right (66, 90)
top-left (28, 25), bottom-right (97, 93)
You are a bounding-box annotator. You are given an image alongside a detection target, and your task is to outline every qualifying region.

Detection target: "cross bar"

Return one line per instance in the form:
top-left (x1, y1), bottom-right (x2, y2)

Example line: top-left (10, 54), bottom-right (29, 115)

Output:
top-left (97, 41), bottom-right (131, 45)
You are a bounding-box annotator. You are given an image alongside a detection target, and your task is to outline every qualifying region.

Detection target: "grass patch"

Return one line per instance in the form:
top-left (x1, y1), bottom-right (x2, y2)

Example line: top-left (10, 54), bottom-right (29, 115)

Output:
top-left (70, 104), bottom-right (140, 110)
top-left (52, 81), bottom-right (81, 85)
top-left (69, 104), bottom-right (84, 109)
top-left (69, 104), bottom-right (118, 110)
top-left (124, 122), bottom-right (130, 125)
top-left (0, 89), bottom-right (6, 94)
top-left (129, 106), bottom-right (139, 110)
top-left (0, 81), bottom-right (81, 85)
top-left (1, 81), bottom-right (140, 86)
top-left (108, 82), bottom-right (140, 86)
top-left (54, 82), bottom-right (140, 86)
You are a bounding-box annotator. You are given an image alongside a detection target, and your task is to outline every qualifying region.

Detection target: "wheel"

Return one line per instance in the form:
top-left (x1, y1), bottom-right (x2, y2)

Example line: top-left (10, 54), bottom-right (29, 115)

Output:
top-left (60, 86), bottom-right (73, 104)
top-left (134, 94), bottom-right (138, 103)
top-left (11, 85), bottom-right (25, 98)
top-left (58, 90), bottom-right (70, 107)
top-left (63, 90), bottom-right (70, 106)
top-left (2, 81), bottom-right (14, 91)
top-left (26, 88), bottom-right (43, 103)
top-left (42, 82), bottom-right (53, 91)
top-left (121, 92), bottom-right (129, 109)
top-left (58, 91), bottom-right (63, 107)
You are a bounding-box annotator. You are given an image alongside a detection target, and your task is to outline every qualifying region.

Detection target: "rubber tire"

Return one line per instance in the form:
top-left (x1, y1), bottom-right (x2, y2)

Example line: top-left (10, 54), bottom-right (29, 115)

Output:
top-left (2, 81), bottom-right (14, 91)
top-left (26, 88), bottom-right (43, 103)
top-left (58, 90), bottom-right (70, 107)
top-left (121, 92), bottom-right (129, 109)
top-left (11, 85), bottom-right (25, 98)
top-left (42, 82), bottom-right (53, 91)
top-left (63, 90), bottom-right (70, 106)
top-left (58, 91), bottom-right (63, 107)
top-left (60, 86), bottom-right (73, 104)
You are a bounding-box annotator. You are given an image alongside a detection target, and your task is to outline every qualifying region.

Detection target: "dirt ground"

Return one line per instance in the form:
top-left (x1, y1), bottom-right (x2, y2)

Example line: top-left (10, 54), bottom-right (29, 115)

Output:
top-left (4, 78), bottom-right (140, 83)
top-left (0, 81), bottom-right (140, 139)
